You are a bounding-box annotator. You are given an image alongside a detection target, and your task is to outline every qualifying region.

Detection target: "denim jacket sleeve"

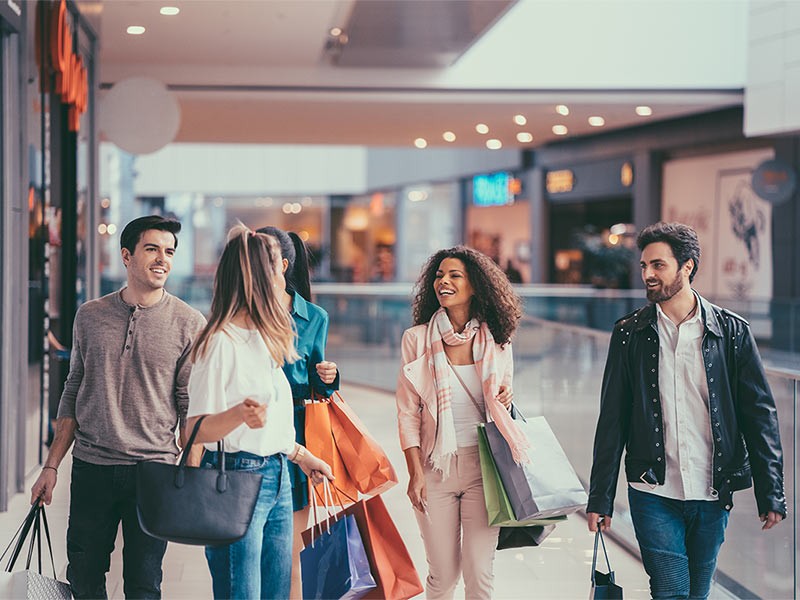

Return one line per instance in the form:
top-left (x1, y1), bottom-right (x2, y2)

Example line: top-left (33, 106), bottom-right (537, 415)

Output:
top-left (587, 324), bottom-right (633, 517)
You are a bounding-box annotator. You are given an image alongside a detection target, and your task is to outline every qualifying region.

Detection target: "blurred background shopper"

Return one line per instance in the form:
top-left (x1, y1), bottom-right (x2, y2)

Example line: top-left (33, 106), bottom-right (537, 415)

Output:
top-left (257, 225), bottom-right (340, 599)
top-left (186, 225), bottom-right (333, 600)
top-left (396, 246), bottom-right (523, 599)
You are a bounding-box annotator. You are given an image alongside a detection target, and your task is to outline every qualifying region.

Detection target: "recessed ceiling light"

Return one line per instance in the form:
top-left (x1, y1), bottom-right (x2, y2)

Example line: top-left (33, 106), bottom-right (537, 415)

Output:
top-left (330, 27), bottom-right (342, 36)
top-left (552, 125), bottom-right (568, 135)
top-left (414, 138), bottom-right (427, 149)
top-left (516, 132), bottom-right (533, 143)
top-left (160, 6), bottom-right (179, 16)
top-left (636, 105), bottom-right (653, 116)
top-left (513, 114), bottom-right (527, 126)
top-left (556, 105), bottom-right (570, 116)
top-left (588, 116), bottom-right (605, 127)
top-left (442, 131), bottom-right (456, 142)
top-left (486, 139), bottom-right (502, 150)
top-left (127, 25), bottom-right (146, 35)
top-left (475, 123), bottom-right (489, 135)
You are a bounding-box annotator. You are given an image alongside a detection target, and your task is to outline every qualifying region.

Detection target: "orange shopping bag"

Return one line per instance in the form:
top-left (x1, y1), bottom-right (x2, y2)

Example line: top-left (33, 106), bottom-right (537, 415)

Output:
top-left (304, 400), bottom-right (358, 505)
top-left (328, 392), bottom-right (398, 496)
top-left (302, 494), bottom-right (423, 600)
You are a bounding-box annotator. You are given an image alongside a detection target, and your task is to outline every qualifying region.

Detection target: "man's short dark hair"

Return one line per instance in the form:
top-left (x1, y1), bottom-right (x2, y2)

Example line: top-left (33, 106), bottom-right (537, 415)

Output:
top-left (120, 215), bottom-right (181, 254)
top-left (637, 222), bottom-right (701, 282)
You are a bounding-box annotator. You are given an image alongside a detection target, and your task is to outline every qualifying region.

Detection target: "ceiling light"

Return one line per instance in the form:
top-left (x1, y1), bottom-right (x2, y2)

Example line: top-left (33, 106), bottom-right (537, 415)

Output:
top-left (107, 223), bottom-right (118, 235)
top-left (98, 224), bottom-right (107, 235)
top-left (414, 138), bottom-right (427, 148)
top-left (330, 27), bottom-right (342, 36)
top-left (516, 132), bottom-right (533, 143)
top-left (588, 116), bottom-right (605, 127)
top-left (513, 114), bottom-right (527, 126)
top-left (552, 125), bottom-right (568, 136)
top-left (408, 190), bottom-right (428, 202)
top-left (160, 6), bottom-right (179, 16)
top-left (556, 105), bottom-right (570, 116)
top-left (486, 139), bottom-right (502, 150)
top-left (442, 131), bottom-right (456, 142)
top-left (126, 25), bottom-right (146, 35)
top-left (636, 105), bottom-right (653, 116)
top-left (475, 123), bottom-right (489, 135)
top-left (301, 196), bottom-right (313, 206)
top-left (282, 203), bottom-right (292, 214)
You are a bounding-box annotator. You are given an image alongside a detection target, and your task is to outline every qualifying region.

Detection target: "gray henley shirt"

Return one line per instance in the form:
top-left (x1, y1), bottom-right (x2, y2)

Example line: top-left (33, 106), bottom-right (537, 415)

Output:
top-left (57, 289), bottom-right (206, 465)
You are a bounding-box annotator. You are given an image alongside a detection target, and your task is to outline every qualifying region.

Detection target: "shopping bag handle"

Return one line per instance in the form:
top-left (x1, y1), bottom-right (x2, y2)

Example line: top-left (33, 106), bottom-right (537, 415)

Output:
top-left (591, 527), bottom-right (614, 584)
top-left (1, 502), bottom-right (38, 572)
top-left (1, 503), bottom-right (59, 579)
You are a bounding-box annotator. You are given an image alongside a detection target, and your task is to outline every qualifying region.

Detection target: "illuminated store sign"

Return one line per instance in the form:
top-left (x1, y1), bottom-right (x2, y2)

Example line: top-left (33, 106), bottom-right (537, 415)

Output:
top-left (546, 169), bottom-right (574, 194)
top-left (36, 0), bottom-right (89, 132)
top-left (472, 172), bottom-right (520, 206)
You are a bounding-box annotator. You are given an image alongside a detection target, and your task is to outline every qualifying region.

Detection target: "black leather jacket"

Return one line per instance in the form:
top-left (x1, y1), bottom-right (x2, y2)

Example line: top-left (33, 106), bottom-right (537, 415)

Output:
top-left (587, 293), bottom-right (786, 517)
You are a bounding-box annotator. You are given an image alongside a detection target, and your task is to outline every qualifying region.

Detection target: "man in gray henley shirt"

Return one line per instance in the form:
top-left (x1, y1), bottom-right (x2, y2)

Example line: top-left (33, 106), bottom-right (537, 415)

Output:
top-left (30, 215), bottom-right (206, 599)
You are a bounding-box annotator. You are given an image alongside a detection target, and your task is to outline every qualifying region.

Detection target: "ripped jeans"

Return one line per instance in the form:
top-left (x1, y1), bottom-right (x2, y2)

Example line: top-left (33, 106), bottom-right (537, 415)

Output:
top-left (628, 486), bottom-right (729, 600)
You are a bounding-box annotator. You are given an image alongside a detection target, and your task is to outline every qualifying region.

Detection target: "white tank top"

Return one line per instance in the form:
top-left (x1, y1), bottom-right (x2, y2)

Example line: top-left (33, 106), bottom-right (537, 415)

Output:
top-left (449, 364), bottom-right (485, 448)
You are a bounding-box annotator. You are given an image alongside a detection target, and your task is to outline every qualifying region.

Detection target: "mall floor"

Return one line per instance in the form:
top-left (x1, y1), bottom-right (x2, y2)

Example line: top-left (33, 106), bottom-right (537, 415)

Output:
top-left (0, 384), bottom-right (655, 599)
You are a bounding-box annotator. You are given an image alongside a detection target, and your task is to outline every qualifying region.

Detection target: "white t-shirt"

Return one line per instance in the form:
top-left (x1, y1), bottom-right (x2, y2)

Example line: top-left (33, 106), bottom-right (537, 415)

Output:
top-left (187, 324), bottom-right (295, 457)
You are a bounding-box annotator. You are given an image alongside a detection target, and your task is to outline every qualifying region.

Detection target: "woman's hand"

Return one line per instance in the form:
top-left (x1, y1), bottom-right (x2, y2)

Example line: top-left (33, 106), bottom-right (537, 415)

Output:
top-left (496, 385), bottom-right (513, 410)
top-left (238, 398), bottom-right (266, 429)
top-left (295, 446), bottom-right (335, 486)
top-left (407, 472), bottom-right (428, 514)
top-left (316, 361), bottom-right (338, 385)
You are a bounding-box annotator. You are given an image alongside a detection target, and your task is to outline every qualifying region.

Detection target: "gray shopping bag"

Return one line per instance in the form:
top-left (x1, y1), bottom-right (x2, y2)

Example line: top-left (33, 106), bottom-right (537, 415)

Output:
top-left (484, 415), bottom-right (588, 520)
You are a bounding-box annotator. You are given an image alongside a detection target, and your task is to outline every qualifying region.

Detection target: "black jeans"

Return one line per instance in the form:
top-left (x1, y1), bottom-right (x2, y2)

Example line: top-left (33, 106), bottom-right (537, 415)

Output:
top-left (66, 457), bottom-right (167, 599)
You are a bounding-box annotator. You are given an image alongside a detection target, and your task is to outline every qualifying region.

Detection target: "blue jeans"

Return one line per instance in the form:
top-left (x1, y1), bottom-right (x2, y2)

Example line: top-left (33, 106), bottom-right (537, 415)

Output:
top-left (202, 451), bottom-right (293, 600)
top-left (628, 487), bottom-right (729, 600)
top-left (66, 458), bottom-right (167, 599)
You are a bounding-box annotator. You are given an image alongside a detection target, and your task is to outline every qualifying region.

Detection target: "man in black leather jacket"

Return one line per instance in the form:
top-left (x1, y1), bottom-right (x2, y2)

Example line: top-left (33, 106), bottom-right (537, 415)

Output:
top-left (587, 222), bottom-right (785, 600)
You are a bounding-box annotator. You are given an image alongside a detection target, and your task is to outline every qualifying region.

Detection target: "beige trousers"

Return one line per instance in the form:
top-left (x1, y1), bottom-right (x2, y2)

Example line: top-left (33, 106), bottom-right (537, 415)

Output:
top-left (415, 446), bottom-right (499, 600)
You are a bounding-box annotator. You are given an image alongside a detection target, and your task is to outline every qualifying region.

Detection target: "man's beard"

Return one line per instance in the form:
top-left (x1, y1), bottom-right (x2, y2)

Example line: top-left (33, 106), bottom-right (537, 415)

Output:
top-left (646, 271), bottom-right (684, 303)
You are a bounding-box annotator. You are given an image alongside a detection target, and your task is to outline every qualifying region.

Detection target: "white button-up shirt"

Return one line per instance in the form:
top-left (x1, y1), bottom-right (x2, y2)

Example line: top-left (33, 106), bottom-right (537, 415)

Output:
top-left (630, 299), bottom-right (715, 500)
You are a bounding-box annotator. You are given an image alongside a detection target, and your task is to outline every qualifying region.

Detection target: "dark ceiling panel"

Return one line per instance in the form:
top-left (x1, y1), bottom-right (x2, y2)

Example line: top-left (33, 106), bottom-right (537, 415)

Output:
top-left (328, 0), bottom-right (517, 68)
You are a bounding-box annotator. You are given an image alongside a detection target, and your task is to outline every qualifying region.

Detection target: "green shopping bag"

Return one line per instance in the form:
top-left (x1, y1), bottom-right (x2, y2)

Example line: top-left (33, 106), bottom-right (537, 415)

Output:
top-left (477, 423), bottom-right (566, 528)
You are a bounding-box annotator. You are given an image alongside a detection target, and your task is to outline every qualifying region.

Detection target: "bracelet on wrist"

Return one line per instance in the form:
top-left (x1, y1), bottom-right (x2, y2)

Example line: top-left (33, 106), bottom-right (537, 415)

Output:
top-left (289, 445), bottom-right (306, 464)
top-left (43, 466), bottom-right (57, 474)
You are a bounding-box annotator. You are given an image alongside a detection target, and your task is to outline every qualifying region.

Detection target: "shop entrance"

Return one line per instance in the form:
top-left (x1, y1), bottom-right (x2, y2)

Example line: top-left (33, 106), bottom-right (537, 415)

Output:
top-left (549, 197), bottom-right (634, 288)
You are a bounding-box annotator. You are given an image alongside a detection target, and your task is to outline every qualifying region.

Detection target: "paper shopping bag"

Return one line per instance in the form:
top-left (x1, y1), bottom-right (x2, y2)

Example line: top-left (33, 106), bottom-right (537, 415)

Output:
top-left (305, 400), bottom-right (358, 504)
top-left (328, 393), bottom-right (398, 496)
top-left (300, 513), bottom-right (376, 600)
top-left (1, 503), bottom-right (71, 599)
top-left (303, 495), bottom-right (423, 600)
top-left (485, 416), bottom-right (587, 520)
top-left (591, 530), bottom-right (623, 599)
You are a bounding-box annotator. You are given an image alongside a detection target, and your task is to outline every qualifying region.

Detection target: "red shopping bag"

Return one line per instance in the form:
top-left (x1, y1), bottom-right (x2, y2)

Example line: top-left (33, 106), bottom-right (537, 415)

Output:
top-left (303, 494), bottom-right (423, 600)
top-left (304, 400), bottom-right (358, 505)
top-left (329, 392), bottom-right (398, 496)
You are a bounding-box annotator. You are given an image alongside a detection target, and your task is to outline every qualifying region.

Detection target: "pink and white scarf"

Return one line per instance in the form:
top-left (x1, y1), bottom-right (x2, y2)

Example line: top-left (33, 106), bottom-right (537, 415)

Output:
top-left (426, 307), bottom-right (530, 476)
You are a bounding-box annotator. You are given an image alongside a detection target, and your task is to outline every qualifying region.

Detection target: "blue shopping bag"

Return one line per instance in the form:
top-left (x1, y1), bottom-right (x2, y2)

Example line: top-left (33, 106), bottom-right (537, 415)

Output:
top-left (300, 513), bottom-right (377, 600)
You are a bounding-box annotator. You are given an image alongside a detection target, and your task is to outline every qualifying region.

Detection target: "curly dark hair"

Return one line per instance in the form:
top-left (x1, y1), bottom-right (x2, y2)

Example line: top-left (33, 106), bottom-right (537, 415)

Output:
top-left (412, 246), bottom-right (522, 346)
top-left (637, 222), bottom-right (701, 282)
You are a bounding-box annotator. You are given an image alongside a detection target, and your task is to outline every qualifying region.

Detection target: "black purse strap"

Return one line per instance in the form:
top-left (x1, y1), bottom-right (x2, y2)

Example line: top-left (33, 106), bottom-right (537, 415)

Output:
top-left (177, 415), bottom-right (230, 491)
top-left (591, 528), bottom-right (613, 584)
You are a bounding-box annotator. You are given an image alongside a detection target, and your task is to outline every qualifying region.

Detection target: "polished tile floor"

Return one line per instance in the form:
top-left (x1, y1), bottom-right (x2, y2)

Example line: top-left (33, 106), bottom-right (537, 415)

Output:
top-left (0, 384), bottom-right (653, 599)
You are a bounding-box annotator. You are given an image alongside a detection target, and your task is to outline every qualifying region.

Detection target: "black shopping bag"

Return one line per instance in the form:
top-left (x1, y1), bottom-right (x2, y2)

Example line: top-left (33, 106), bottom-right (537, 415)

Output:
top-left (591, 529), bottom-right (623, 599)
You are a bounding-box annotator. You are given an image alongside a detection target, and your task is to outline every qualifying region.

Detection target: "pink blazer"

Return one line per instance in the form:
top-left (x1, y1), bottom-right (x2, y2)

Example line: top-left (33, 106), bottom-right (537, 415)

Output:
top-left (395, 323), bottom-right (514, 465)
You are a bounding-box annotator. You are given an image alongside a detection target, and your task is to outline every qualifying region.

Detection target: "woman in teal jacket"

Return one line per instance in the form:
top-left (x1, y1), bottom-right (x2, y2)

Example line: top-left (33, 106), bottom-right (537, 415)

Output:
top-left (257, 226), bottom-right (339, 598)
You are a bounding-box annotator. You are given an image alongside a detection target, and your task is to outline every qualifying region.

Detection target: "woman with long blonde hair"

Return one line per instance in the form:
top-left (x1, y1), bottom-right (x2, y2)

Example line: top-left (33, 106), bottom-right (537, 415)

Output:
top-left (186, 225), bottom-right (333, 600)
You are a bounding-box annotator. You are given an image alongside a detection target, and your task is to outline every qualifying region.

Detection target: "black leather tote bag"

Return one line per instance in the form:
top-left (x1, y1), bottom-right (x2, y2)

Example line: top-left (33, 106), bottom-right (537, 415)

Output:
top-left (136, 416), bottom-right (263, 546)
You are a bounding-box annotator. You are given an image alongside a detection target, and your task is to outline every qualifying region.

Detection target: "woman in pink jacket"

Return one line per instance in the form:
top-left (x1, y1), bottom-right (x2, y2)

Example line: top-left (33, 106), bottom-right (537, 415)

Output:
top-left (396, 246), bottom-right (523, 599)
